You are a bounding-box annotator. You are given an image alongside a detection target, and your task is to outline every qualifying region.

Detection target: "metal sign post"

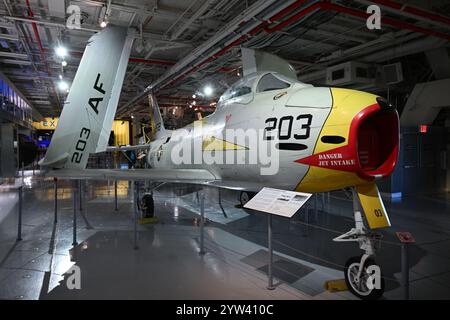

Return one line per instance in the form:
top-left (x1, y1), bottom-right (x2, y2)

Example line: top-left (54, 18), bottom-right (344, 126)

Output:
top-left (396, 231), bottom-right (415, 300)
top-left (244, 187), bottom-right (312, 291)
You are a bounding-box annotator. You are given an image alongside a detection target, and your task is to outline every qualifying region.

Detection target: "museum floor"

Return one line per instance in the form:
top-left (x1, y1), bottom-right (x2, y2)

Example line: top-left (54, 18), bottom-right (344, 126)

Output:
top-left (1, 174), bottom-right (449, 300)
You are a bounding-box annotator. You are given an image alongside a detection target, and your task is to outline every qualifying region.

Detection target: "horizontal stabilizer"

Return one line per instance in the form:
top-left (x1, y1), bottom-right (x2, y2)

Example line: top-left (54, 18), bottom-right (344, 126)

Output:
top-left (356, 183), bottom-right (391, 229)
top-left (106, 144), bottom-right (151, 152)
top-left (44, 168), bottom-right (217, 183)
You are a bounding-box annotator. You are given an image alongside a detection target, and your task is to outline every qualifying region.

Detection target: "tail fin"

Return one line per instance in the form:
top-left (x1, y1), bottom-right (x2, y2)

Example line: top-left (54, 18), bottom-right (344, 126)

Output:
top-left (148, 94), bottom-right (168, 140)
top-left (40, 26), bottom-right (134, 169)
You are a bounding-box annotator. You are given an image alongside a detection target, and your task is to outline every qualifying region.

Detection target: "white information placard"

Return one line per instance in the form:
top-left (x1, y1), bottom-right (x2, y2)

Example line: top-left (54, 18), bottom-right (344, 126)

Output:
top-left (244, 187), bottom-right (312, 218)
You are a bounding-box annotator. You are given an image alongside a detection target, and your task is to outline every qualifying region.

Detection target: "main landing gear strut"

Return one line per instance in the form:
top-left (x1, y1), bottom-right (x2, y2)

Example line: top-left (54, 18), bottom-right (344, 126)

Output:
top-left (333, 189), bottom-right (384, 300)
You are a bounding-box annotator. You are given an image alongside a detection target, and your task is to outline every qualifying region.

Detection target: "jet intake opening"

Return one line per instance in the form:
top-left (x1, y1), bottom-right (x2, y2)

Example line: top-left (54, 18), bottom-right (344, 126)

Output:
top-left (357, 109), bottom-right (399, 178)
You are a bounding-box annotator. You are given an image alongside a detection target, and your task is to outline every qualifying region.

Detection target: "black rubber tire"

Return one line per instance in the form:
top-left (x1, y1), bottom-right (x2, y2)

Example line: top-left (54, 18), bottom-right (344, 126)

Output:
top-left (141, 193), bottom-right (154, 218)
top-left (344, 256), bottom-right (385, 300)
top-left (239, 191), bottom-right (256, 207)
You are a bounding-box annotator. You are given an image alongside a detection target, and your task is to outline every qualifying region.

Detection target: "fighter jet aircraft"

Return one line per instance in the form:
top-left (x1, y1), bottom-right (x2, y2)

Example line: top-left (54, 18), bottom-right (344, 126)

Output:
top-left (40, 26), bottom-right (399, 299)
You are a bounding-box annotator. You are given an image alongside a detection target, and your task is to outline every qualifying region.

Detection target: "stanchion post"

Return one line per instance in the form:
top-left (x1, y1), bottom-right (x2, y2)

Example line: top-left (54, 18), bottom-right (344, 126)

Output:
top-left (54, 178), bottom-right (58, 223)
top-left (72, 181), bottom-right (78, 246)
top-left (17, 186), bottom-right (23, 241)
top-left (401, 243), bottom-right (410, 300)
top-left (314, 193), bottom-right (318, 222)
top-left (114, 180), bottom-right (118, 211)
top-left (327, 192), bottom-right (331, 212)
top-left (133, 181), bottom-right (139, 250)
top-left (267, 213), bottom-right (275, 290)
top-left (304, 207), bottom-right (309, 237)
top-left (321, 192), bottom-right (325, 211)
top-left (199, 193), bottom-right (205, 255)
top-left (78, 180), bottom-right (83, 212)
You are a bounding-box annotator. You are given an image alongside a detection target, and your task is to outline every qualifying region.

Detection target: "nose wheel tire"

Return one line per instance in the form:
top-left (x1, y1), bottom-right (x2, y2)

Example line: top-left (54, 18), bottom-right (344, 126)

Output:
top-left (239, 191), bottom-right (255, 207)
top-left (344, 256), bottom-right (385, 300)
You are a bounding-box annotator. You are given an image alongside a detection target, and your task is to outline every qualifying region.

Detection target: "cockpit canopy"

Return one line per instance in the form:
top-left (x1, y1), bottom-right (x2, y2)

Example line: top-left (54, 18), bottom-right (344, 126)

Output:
top-left (217, 71), bottom-right (308, 106)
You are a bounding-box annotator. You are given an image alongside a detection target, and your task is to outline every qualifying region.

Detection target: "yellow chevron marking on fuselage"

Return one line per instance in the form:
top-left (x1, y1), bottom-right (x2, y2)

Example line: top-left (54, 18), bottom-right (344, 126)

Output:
top-left (202, 136), bottom-right (248, 151)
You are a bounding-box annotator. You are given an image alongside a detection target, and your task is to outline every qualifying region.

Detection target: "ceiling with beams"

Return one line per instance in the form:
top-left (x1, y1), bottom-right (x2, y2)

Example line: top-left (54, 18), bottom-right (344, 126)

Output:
top-left (0, 0), bottom-right (449, 120)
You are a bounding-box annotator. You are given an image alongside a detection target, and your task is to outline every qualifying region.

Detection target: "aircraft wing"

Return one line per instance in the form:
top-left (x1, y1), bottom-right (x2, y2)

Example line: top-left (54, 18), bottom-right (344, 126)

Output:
top-left (44, 168), bottom-right (218, 184)
top-left (106, 144), bottom-right (150, 152)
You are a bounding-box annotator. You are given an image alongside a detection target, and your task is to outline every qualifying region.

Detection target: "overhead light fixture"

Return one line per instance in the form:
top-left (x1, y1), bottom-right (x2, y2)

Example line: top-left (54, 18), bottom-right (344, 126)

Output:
top-left (58, 80), bottom-right (69, 91)
top-left (192, 101), bottom-right (196, 105)
top-left (192, 94), bottom-right (196, 99)
top-left (55, 46), bottom-right (67, 58)
top-left (59, 74), bottom-right (63, 80)
top-left (203, 85), bottom-right (213, 97)
top-left (61, 60), bottom-right (68, 67)
top-left (100, 20), bottom-right (108, 28)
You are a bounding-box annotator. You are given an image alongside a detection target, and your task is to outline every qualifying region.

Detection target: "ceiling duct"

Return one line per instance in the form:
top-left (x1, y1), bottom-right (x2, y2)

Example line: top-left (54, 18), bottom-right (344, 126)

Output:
top-left (325, 62), bottom-right (377, 86)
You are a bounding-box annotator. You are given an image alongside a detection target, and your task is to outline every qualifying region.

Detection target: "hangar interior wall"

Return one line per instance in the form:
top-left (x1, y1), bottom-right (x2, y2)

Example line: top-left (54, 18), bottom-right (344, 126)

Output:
top-left (380, 126), bottom-right (448, 197)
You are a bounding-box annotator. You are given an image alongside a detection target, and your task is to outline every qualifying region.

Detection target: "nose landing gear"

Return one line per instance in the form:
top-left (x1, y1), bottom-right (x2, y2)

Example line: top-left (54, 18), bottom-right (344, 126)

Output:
top-left (344, 255), bottom-right (384, 300)
top-left (333, 189), bottom-right (385, 300)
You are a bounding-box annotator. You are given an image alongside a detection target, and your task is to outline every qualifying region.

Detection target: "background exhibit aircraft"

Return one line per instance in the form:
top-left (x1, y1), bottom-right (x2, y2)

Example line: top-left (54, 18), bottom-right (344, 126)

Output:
top-left (40, 26), bottom-right (399, 299)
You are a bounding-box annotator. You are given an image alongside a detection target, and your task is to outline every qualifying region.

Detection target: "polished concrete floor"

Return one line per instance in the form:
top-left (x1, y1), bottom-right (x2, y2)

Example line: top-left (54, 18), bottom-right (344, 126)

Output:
top-left (1, 174), bottom-right (449, 300)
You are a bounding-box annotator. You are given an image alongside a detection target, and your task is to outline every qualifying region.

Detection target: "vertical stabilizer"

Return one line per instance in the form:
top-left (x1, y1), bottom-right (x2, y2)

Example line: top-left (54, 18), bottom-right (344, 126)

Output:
top-left (40, 26), bottom-right (134, 169)
top-left (148, 94), bottom-right (168, 140)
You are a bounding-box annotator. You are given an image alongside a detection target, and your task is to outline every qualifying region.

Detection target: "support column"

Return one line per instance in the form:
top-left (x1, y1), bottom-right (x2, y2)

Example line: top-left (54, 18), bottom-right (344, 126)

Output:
top-left (0, 123), bottom-right (15, 178)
